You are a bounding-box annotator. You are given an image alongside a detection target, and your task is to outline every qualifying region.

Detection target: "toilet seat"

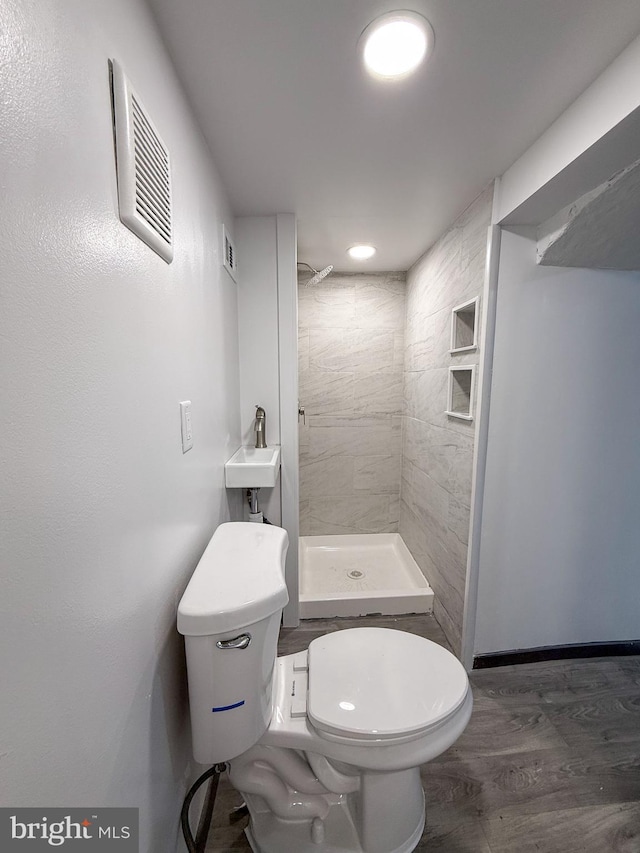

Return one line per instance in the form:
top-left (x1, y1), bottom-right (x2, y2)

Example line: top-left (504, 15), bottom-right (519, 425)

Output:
top-left (307, 628), bottom-right (469, 743)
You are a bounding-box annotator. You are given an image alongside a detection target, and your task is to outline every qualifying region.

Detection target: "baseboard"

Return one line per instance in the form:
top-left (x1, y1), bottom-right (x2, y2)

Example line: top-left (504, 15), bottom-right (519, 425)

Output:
top-left (473, 639), bottom-right (640, 669)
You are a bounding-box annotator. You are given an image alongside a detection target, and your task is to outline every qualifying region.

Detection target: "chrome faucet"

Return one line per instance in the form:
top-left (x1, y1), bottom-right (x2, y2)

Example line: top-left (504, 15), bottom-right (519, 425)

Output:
top-left (254, 405), bottom-right (266, 448)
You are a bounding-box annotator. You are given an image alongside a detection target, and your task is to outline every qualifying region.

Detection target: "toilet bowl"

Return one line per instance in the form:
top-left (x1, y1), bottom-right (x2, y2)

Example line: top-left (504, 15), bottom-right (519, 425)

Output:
top-left (178, 522), bottom-right (472, 853)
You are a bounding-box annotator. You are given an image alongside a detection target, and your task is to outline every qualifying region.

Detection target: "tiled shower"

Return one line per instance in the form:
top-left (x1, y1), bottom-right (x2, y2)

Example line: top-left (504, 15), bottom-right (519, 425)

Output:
top-left (298, 272), bottom-right (406, 535)
top-left (298, 186), bottom-right (493, 653)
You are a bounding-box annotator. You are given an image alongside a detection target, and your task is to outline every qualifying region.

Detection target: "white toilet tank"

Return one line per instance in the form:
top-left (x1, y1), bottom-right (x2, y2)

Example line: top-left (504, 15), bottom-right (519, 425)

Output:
top-left (177, 522), bottom-right (289, 764)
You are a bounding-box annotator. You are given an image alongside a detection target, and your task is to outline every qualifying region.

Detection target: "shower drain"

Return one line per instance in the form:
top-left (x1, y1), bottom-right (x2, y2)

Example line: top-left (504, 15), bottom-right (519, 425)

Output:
top-left (347, 569), bottom-right (365, 580)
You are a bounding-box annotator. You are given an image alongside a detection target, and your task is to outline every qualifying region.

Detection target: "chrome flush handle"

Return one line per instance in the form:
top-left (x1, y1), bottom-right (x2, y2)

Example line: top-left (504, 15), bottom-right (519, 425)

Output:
top-left (216, 633), bottom-right (252, 650)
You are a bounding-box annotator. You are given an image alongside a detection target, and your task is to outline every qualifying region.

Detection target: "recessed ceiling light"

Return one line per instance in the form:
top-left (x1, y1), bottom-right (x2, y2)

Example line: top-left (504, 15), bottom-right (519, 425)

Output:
top-left (360, 11), bottom-right (434, 80)
top-left (348, 245), bottom-right (377, 260)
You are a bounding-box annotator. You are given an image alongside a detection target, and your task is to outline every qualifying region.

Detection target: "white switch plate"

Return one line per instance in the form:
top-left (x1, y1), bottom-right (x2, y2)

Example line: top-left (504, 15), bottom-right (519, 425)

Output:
top-left (180, 401), bottom-right (193, 452)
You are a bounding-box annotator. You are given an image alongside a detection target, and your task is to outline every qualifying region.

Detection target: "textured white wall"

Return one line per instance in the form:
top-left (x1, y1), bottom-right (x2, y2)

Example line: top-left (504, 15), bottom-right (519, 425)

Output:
top-left (298, 272), bottom-right (406, 536)
top-left (400, 187), bottom-right (492, 655)
top-left (475, 228), bottom-right (640, 654)
top-left (0, 0), bottom-right (241, 849)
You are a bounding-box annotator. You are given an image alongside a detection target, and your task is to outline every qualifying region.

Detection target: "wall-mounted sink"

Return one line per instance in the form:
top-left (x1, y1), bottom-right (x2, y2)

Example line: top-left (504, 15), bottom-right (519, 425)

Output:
top-left (224, 445), bottom-right (281, 488)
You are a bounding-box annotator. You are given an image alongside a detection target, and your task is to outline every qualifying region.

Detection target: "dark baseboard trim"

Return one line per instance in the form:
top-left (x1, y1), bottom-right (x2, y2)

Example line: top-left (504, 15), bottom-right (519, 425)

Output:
top-left (473, 639), bottom-right (640, 669)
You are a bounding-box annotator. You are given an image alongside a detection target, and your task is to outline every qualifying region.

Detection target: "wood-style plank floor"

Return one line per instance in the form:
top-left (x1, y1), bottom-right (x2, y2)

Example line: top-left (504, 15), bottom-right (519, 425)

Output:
top-left (205, 613), bottom-right (640, 852)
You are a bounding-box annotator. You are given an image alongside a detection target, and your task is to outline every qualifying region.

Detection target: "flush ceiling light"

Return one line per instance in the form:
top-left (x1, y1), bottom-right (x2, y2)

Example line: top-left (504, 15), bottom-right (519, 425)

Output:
top-left (361, 11), bottom-right (433, 80)
top-left (348, 244), bottom-right (377, 260)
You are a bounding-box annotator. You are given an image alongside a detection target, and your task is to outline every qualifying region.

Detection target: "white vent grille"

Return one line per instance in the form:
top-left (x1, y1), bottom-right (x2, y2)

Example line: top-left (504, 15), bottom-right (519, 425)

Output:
top-left (111, 60), bottom-right (173, 263)
top-left (223, 224), bottom-right (237, 282)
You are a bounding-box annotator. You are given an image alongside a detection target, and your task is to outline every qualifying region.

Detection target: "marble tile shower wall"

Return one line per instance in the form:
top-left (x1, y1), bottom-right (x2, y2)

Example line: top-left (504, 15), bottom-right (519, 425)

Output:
top-left (399, 185), bottom-right (493, 655)
top-left (298, 273), bottom-right (406, 535)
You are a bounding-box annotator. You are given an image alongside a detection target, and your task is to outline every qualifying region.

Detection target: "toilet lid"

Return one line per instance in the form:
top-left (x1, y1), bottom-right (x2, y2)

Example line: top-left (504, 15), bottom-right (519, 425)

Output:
top-left (307, 628), bottom-right (469, 741)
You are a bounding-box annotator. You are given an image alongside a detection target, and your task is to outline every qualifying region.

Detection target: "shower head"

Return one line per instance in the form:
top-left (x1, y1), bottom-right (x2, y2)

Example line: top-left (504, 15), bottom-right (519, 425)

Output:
top-left (298, 262), bottom-right (334, 286)
top-left (308, 265), bottom-right (333, 286)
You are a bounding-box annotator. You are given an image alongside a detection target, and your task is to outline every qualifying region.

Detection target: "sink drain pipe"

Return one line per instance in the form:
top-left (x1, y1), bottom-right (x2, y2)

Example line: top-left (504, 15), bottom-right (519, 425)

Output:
top-left (246, 488), bottom-right (272, 524)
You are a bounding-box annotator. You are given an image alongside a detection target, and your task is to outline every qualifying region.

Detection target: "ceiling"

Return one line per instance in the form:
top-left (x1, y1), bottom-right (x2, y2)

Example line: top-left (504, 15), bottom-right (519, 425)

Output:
top-left (147, 0), bottom-right (640, 272)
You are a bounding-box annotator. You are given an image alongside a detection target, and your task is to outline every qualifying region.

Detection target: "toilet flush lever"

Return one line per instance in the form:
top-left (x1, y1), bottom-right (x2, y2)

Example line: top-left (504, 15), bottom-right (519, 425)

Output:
top-left (216, 633), bottom-right (252, 650)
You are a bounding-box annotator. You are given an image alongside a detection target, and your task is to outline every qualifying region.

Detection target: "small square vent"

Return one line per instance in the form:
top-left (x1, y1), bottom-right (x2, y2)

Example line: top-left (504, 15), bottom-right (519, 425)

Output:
top-left (223, 224), bottom-right (237, 282)
top-left (110, 59), bottom-right (173, 263)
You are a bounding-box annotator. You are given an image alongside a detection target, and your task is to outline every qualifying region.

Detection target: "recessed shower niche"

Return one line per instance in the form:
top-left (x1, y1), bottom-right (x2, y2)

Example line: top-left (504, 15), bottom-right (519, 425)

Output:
top-left (446, 365), bottom-right (475, 420)
top-left (450, 297), bottom-right (478, 353)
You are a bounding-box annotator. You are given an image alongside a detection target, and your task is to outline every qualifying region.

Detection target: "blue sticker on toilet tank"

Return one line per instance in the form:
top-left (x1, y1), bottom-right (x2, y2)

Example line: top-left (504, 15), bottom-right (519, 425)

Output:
top-left (212, 700), bottom-right (245, 713)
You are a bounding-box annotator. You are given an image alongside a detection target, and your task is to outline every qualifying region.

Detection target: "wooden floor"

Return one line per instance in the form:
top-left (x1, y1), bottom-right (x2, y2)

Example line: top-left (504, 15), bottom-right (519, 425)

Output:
top-left (205, 613), bottom-right (640, 852)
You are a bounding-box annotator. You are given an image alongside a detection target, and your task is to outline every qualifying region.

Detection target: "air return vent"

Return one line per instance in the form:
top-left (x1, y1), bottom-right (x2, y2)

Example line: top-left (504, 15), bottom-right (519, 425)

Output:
top-left (222, 224), bottom-right (237, 282)
top-left (110, 59), bottom-right (173, 263)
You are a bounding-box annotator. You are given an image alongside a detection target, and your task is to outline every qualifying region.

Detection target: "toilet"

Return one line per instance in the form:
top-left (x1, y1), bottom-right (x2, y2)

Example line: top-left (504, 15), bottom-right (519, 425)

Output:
top-left (178, 522), bottom-right (472, 853)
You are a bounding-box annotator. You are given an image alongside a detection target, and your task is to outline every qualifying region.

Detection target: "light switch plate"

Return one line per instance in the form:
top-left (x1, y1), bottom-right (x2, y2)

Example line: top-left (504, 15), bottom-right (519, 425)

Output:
top-left (180, 401), bottom-right (193, 452)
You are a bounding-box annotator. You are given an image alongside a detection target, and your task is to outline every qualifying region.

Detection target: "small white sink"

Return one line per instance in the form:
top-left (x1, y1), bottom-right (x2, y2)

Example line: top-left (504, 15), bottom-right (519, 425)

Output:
top-left (225, 445), bottom-right (281, 488)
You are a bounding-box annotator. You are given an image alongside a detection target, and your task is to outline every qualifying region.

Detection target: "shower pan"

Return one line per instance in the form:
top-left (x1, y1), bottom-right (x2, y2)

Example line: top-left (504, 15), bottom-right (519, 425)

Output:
top-left (299, 533), bottom-right (434, 619)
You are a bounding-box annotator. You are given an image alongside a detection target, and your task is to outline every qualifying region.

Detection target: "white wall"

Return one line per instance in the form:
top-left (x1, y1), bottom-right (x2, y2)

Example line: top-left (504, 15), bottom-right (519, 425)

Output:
top-left (275, 214), bottom-right (300, 628)
top-left (0, 0), bottom-right (241, 849)
top-left (475, 228), bottom-right (640, 654)
top-left (235, 216), bottom-right (282, 528)
top-left (236, 217), bottom-right (282, 449)
top-left (235, 215), bottom-right (299, 625)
